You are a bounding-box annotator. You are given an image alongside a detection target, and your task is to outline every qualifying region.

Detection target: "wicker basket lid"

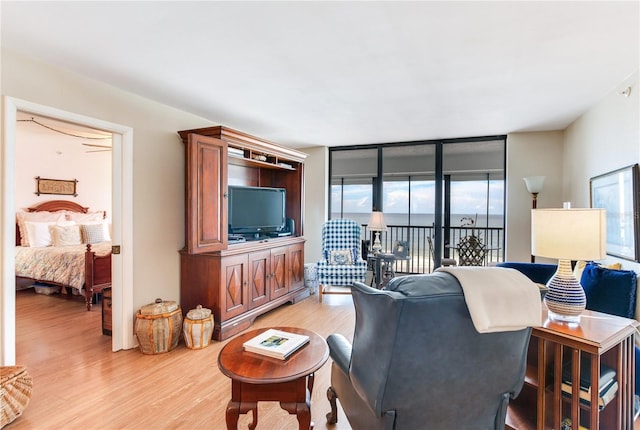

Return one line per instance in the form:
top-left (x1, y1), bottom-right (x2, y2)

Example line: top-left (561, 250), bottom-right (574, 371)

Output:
top-left (139, 298), bottom-right (179, 315)
top-left (186, 305), bottom-right (212, 320)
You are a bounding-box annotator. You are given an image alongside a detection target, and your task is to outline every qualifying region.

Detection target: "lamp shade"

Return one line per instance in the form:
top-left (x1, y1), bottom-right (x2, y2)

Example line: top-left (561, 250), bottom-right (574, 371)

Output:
top-left (523, 176), bottom-right (545, 194)
top-left (531, 208), bottom-right (606, 260)
top-left (368, 211), bottom-right (387, 231)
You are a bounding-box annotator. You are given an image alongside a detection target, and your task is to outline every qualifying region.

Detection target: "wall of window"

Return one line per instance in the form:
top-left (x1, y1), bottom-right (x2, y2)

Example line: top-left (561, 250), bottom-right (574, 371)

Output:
top-left (329, 136), bottom-right (506, 269)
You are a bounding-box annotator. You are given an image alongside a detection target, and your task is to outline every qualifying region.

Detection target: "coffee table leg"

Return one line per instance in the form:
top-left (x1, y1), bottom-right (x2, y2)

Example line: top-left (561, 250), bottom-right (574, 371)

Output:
top-left (226, 400), bottom-right (259, 430)
top-left (248, 404), bottom-right (258, 430)
top-left (225, 400), bottom-right (240, 430)
top-left (296, 402), bottom-right (312, 430)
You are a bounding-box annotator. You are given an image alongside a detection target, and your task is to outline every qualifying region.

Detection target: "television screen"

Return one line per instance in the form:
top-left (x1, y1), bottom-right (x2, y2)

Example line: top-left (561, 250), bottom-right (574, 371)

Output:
top-left (228, 186), bottom-right (286, 234)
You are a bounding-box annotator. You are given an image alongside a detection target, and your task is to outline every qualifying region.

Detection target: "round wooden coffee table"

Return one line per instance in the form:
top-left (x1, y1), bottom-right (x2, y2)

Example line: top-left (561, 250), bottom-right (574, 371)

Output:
top-left (218, 326), bottom-right (329, 430)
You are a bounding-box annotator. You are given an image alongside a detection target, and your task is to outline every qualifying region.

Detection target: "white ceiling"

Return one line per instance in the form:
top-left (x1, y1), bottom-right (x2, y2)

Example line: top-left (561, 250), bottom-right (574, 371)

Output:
top-left (2, 1), bottom-right (638, 149)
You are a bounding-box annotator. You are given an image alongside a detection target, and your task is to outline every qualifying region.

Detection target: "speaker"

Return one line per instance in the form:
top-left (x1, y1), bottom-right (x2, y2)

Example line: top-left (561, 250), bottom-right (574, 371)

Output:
top-left (286, 218), bottom-right (295, 235)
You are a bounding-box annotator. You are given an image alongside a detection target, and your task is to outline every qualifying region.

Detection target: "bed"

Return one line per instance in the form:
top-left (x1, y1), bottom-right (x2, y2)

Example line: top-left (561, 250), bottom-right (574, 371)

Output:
top-left (15, 200), bottom-right (112, 311)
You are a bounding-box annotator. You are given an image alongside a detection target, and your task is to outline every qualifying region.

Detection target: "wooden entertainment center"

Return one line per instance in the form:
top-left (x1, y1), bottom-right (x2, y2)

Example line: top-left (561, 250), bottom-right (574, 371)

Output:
top-left (178, 126), bottom-right (309, 340)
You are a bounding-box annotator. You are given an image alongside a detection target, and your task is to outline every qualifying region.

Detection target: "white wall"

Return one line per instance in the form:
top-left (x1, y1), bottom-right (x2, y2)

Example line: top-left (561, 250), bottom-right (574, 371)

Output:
top-left (505, 131), bottom-right (564, 262)
top-left (15, 122), bottom-right (111, 214)
top-left (2, 49), bottom-right (214, 317)
top-left (303, 146), bottom-right (328, 264)
top-left (563, 70), bottom-right (640, 273)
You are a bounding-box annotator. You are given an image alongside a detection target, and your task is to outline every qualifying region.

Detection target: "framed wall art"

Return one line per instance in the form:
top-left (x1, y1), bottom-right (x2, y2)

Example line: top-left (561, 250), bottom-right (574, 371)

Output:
top-left (35, 176), bottom-right (78, 197)
top-left (590, 164), bottom-right (639, 262)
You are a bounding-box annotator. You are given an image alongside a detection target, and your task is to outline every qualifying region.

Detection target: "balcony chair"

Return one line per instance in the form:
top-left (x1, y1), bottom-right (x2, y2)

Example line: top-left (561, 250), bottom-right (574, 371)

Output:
top-left (427, 236), bottom-right (457, 267)
top-left (326, 269), bottom-right (540, 429)
top-left (456, 234), bottom-right (487, 266)
top-left (317, 219), bottom-right (368, 302)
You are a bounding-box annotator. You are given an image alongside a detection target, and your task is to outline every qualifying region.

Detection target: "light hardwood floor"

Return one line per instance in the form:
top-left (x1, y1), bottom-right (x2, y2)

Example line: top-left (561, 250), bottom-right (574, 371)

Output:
top-left (12, 289), bottom-right (355, 430)
top-left (13, 288), bottom-right (640, 430)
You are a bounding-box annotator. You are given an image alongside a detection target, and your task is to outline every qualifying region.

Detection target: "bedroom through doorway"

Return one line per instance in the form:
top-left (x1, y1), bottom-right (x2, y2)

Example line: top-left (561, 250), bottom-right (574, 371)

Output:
top-left (1, 97), bottom-right (135, 365)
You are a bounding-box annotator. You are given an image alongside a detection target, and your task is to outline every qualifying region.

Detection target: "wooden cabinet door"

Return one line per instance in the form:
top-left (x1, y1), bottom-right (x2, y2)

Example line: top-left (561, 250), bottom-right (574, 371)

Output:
top-left (248, 250), bottom-right (270, 310)
top-left (270, 246), bottom-right (289, 300)
top-left (289, 242), bottom-right (305, 292)
top-left (185, 133), bottom-right (228, 254)
top-left (220, 254), bottom-right (248, 320)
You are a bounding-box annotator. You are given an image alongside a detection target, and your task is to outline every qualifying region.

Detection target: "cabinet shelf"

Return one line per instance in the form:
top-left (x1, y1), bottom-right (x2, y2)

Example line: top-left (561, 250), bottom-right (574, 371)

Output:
top-left (228, 153), bottom-right (296, 171)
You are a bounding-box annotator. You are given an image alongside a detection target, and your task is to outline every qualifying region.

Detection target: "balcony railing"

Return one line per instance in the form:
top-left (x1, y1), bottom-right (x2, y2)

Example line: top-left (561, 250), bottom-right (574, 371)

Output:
top-left (362, 224), bottom-right (504, 274)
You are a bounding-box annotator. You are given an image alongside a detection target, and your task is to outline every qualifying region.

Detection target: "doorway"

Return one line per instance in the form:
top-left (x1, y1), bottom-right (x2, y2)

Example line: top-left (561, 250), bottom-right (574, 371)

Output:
top-left (1, 97), bottom-right (135, 365)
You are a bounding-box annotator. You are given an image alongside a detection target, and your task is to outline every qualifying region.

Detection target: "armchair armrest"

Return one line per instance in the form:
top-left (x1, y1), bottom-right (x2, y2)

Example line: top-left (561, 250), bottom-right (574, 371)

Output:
top-left (327, 333), bottom-right (352, 375)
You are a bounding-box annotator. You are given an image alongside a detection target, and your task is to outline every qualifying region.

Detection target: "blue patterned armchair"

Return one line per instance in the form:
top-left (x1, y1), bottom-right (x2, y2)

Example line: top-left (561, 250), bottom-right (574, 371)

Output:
top-left (317, 219), bottom-right (368, 302)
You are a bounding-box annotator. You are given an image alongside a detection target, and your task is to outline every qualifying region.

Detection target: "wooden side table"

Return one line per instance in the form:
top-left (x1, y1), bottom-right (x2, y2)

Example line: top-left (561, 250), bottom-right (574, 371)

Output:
top-left (218, 326), bottom-right (329, 430)
top-left (507, 306), bottom-right (637, 430)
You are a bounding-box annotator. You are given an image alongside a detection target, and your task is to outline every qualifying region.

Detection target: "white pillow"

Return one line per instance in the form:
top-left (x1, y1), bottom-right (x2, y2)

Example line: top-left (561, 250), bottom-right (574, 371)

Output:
top-left (66, 211), bottom-right (105, 223)
top-left (25, 221), bottom-right (56, 247)
top-left (16, 210), bottom-right (66, 246)
top-left (49, 224), bottom-right (82, 247)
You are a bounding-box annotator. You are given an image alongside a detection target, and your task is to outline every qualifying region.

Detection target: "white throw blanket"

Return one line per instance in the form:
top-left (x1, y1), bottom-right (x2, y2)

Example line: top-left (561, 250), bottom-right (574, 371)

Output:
top-left (436, 266), bottom-right (542, 333)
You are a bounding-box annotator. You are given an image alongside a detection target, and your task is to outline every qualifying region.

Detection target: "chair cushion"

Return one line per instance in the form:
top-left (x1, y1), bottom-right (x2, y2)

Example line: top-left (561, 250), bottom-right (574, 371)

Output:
top-left (581, 262), bottom-right (637, 319)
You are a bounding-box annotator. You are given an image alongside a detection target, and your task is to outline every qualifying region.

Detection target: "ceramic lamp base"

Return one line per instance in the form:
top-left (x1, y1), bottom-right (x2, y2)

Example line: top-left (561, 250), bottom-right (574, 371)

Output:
top-left (543, 259), bottom-right (585, 323)
top-left (372, 232), bottom-right (382, 255)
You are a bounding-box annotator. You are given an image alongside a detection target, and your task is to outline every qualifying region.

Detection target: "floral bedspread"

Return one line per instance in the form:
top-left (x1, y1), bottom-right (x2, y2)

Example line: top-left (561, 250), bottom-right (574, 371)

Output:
top-left (15, 242), bottom-right (111, 291)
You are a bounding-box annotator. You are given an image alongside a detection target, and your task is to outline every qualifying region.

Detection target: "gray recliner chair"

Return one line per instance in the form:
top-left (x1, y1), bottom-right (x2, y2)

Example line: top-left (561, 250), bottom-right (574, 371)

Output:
top-left (326, 273), bottom-right (532, 429)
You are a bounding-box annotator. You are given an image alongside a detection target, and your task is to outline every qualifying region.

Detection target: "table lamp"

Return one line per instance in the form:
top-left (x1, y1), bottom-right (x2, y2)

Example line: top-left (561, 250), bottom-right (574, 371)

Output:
top-left (368, 211), bottom-right (387, 255)
top-left (531, 208), bottom-right (606, 323)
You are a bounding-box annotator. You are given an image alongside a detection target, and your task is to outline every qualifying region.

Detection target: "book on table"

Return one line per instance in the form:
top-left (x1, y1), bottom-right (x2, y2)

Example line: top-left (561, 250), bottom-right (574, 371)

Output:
top-left (242, 328), bottom-right (310, 360)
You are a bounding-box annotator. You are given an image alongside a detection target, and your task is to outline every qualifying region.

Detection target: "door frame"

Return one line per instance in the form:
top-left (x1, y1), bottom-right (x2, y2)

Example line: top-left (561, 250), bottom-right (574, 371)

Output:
top-left (1, 96), bottom-right (135, 365)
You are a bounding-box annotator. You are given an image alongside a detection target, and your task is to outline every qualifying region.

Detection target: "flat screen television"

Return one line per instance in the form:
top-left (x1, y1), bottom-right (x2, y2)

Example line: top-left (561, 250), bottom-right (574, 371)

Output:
top-left (228, 185), bottom-right (286, 235)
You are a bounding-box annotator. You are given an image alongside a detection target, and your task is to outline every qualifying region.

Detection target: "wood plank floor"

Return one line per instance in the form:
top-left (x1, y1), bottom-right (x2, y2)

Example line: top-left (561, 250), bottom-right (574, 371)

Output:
top-left (12, 288), bottom-right (640, 430)
top-left (12, 289), bottom-right (355, 430)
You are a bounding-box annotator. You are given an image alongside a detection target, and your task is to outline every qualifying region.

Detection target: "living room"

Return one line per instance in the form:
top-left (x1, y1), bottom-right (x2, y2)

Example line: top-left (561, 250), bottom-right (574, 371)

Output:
top-left (1, 2), bottom-right (639, 428)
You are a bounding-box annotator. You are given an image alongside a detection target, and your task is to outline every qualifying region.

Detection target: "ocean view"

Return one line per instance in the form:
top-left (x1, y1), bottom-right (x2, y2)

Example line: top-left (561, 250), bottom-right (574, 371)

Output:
top-left (336, 212), bottom-right (505, 229)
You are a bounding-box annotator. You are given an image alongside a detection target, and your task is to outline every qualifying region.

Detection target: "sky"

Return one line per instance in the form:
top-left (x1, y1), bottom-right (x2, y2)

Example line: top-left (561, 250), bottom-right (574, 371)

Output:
top-left (333, 179), bottom-right (504, 217)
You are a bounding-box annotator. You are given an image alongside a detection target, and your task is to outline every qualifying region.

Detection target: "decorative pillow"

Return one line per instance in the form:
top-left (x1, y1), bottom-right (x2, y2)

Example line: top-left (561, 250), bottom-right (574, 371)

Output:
top-left (81, 223), bottom-right (106, 244)
top-left (80, 221), bottom-right (111, 242)
top-left (49, 224), bottom-right (82, 247)
top-left (328, 249), bottom-right (355, 265)
top-left (581, 262), bottom-right (637, 319)
top-left (574, 260), bottom-right (621, 281)
top-left (16, 210), bottom-right (66, 246)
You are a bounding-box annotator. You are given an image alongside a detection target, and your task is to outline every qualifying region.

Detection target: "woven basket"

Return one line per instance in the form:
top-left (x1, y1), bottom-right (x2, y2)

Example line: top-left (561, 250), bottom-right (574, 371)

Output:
top-left (183, 305), bottom-right (214, 349)
top-left (1, 365), bottom-right (33, 428)
top-left (134, 298), bottom-right (183, 354)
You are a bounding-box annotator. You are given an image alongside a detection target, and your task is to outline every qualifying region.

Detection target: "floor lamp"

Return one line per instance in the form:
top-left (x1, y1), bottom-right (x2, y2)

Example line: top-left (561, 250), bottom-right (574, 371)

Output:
top-left (523, 176), bottom-right (545, 262)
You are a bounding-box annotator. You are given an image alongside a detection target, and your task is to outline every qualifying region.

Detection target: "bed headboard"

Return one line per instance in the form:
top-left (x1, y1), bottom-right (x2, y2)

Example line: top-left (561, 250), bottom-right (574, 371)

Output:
top-left (15, 200), bottom-right (107, 246)
top-left (26, 200), bottom-right (90, 214)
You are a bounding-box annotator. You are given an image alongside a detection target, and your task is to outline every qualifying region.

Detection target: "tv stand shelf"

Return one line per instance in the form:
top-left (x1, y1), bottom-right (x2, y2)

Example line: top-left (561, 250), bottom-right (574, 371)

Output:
top-left (178, 126), bottom-right (308, 340)
top-left (228, 153), bottom-right (296, 171)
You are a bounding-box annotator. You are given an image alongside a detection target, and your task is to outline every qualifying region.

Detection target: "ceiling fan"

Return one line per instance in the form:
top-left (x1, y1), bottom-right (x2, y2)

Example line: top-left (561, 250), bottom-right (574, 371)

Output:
top-left (83, 143), bottom-right (112, 153)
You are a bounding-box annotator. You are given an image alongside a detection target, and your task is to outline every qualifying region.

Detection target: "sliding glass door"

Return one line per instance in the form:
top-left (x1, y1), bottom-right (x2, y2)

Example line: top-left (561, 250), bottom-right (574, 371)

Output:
top-left (381, 145), bottom-right (436, 273)
top-left (442, 140), bottom-right (505, 266)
